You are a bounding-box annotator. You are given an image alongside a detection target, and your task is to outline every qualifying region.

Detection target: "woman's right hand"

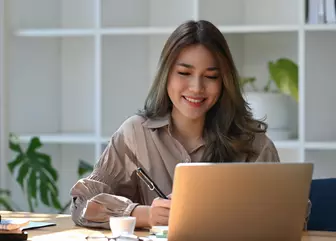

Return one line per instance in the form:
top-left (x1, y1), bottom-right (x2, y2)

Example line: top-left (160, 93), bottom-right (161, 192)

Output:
top-left (148, 197), bottom-right (171, 226)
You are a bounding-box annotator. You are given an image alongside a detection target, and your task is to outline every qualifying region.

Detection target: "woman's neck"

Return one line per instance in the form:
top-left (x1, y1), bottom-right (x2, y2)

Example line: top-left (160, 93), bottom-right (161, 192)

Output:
top-left (170, 109), bottom-right (205, 150)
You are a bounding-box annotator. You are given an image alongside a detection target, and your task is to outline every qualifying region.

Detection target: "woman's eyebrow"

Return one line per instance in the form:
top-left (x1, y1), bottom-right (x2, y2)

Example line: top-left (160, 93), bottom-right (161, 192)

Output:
top-left (176, 62), bottom-right (218, 70)
top-left (176, 62), bottom-right (193, 68)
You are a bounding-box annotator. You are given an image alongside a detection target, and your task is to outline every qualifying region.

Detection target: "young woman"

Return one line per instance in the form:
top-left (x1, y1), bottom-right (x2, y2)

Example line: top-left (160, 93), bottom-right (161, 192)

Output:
top-left (70, 20), bottom-right (281, 230)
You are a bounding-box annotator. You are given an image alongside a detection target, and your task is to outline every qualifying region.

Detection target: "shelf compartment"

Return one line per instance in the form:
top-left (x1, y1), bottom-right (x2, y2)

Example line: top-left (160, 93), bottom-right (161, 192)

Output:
top-left (277, 148), bottom-right (301, 163)
top-left (199, 0), bottom-right (299, 26)
top-left (101, 36), bottom-right (154, 136)
top-left (236, 32), bottom-right (298, 90)
top-left (305, 150), bottom-right (336, 179)
top-left (8, 37), bottom-right (96, 135)
top-left (101, 0), bottom-right (195, 28)
top-left (274, 140), bottom-right (300, 149)
top-left (7, 0), bottom-right (96, 29)
top-left (305, 32), bottom-right (336, 142)
top-left (226, 32), bottom-right (299, 141)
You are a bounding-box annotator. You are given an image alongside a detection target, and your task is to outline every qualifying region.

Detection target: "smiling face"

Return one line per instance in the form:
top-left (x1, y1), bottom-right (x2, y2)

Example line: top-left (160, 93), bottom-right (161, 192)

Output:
top-left (167, 44), bottom-right (222, 122)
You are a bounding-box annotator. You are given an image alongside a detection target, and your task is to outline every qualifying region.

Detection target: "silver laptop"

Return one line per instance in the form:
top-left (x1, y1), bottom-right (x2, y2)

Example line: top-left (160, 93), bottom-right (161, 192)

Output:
top-left (168, 162), bottom-right (313, 241)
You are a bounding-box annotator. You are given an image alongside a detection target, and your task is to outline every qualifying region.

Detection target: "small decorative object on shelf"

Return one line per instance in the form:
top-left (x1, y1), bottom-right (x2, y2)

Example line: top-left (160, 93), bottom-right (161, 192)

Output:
top-left (307, 0), bottom-right (336, 24)
top-left (240, 58), bottom-right (298, 141)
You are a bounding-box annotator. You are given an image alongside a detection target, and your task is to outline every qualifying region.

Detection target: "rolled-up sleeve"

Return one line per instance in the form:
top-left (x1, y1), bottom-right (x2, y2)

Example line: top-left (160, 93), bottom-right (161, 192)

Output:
top-left (70, 119), bottom-right (141, 229)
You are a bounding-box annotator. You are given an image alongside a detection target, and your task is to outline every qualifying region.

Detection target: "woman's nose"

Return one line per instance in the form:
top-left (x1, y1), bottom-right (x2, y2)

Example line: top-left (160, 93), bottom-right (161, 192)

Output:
top-left (189, 77), bottom-right (204, 92)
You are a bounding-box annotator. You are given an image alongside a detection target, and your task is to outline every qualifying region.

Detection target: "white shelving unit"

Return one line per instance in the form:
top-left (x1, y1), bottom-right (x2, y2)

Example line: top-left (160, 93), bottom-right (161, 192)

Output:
top-left (2, 0), bottom-right (336, 212)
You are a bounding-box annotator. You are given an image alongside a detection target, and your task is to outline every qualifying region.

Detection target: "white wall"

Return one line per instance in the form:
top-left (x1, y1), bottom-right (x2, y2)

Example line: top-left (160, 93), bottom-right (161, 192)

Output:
top-left (2, 0), bottom-right (336, 213)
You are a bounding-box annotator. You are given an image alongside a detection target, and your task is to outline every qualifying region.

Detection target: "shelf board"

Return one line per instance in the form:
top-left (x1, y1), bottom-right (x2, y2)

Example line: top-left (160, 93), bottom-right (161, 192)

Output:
top-left (15, 29), bottom-right (96, 37)
top-left (304, 24), bottom-right (336, 32)
top-left (274, 140), bottom-right (300, 149)
top-left (14, 25), bottom-right (299, 37)
top-left (101, 27), bottom-right (176, 35)
top-left (17, 134), bottom-right (98, 144)
top-left (103, 25), bottom-right (299, 35)
top-left (217, 25), bottom-right (299, 33)
top-left (305, 142), bottom-right (336, 150)
top-left (101, 137), bottom-right (300, 149)
top-left (15, 137), bottom-right (336, 150)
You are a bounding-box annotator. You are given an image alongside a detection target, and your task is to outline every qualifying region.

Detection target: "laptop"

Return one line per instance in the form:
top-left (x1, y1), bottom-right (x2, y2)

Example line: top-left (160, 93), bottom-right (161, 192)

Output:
top-left (168, 162), bottom-right (313, 241)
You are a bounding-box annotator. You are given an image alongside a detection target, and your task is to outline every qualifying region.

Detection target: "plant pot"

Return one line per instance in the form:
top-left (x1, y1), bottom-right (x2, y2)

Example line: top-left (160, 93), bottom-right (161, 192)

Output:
top-left (243, 92), bottom-right (292, 140)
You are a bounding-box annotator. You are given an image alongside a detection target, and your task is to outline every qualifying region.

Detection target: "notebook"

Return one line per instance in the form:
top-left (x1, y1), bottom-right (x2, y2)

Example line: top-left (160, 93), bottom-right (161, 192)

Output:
top-left (22, 221), bottom-right (56, 230)
top-left (0, 218), bottom-right (56, 231)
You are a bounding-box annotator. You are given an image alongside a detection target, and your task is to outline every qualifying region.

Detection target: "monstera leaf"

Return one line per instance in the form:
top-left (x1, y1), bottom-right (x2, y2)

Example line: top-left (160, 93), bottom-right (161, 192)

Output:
top-left (0, 189), bottom-right (14, 211)
top-left (7, 133), bottom-right (62, 212)
top-left (77, 159), bottom-right (94, 177)
top-left (268, 58), bottom-right (299, 102)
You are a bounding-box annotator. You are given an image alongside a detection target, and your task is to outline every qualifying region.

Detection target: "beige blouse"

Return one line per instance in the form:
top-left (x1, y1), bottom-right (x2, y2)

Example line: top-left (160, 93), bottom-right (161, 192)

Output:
top-left (69, 114), bottom-right (297, 230)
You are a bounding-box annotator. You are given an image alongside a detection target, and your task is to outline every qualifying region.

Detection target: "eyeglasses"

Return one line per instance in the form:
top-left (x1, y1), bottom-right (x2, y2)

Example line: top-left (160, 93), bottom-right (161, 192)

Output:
top-left (85, 234), bottom-right (147, 241)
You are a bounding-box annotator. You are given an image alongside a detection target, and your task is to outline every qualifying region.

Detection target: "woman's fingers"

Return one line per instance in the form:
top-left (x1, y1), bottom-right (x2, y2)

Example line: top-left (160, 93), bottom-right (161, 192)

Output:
top-left (149, 197), bottom-right (172, 226)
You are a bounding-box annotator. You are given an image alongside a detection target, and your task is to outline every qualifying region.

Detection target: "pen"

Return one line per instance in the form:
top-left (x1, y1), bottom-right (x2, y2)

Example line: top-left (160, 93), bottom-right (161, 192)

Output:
top-left (136, 167), bottom-right (168, 199)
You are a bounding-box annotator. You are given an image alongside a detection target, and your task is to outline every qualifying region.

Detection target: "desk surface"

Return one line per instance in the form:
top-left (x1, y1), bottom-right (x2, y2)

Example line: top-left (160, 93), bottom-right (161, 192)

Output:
top-left (1, 211), bottom-right (336, 241)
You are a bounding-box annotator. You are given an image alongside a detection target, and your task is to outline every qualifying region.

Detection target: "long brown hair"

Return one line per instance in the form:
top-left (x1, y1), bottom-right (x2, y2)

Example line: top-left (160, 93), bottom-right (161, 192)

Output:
top-left (139, 20), bottom-right (267, 162)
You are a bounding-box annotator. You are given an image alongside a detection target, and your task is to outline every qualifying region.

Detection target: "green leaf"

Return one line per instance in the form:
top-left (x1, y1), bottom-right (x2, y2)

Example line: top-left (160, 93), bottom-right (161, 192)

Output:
top-left (268, 58), bottom-right (299, 102)
top-left (7, 135), bottom-right (63, 212)
top-left (239, 77), bottom-right (258, 91)
top-left (46, 178), bottom-right (59, 196)
top-left (38, 172), bottom-right (61, 210)
top-left (9, 141), bottom-right (22, 153)
top-left (40, 162), bottom-right (58, 181)
top-left (0, 188), bottom-right (11, 196)
top-left (39, 173), bottom-right (50, 206)
top-left (27, 170), bottom-right (37, 199)
top-left (35, 152), bottom-right (52, 165)
top-left (7, 155), bottom-right (23, 173)
top-left (16, 162), bottom-right (30, 190)
top-left (51, 194), bottom-right (62, 210)
top-left (48, 182), bottom-right (62, 210)
top-left (8, 133), bottom-right (22, 153)
top-left (240, 77), bottom-right (256, 86)
top-left (0, 197), bottom-right (14, 211)
top-left (77, 159), bottom-right (94, 177)
top-left (26, 137), bottom-right (42, 154)
top-left (0, 189), bottom-right (14, 211)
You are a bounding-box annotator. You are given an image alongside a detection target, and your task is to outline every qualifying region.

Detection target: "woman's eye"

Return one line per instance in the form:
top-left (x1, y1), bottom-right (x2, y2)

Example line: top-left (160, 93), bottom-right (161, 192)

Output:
top-left (206, 76), bottom-right (218, 80)
top-left (178, 72), bottom-right (190, 76)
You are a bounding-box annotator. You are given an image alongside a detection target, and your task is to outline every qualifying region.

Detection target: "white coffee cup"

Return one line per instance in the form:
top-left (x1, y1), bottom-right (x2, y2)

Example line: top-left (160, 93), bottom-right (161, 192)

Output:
top-left (109, 216), bottom-right (136, 237)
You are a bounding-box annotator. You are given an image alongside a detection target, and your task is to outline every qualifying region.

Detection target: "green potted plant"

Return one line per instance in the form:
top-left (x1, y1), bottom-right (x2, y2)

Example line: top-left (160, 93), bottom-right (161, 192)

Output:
top-left (240, 57), bottom-right (298, 141)
top-left (0, 134), bottom-right (94, 213)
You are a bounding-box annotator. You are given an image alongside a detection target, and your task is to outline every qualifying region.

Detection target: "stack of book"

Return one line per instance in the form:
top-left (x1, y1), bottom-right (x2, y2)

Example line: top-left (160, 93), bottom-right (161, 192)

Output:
top-left (0, 215), bottom-right (29, 240)
top-left (307, 0), bottom-right (336, 24)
